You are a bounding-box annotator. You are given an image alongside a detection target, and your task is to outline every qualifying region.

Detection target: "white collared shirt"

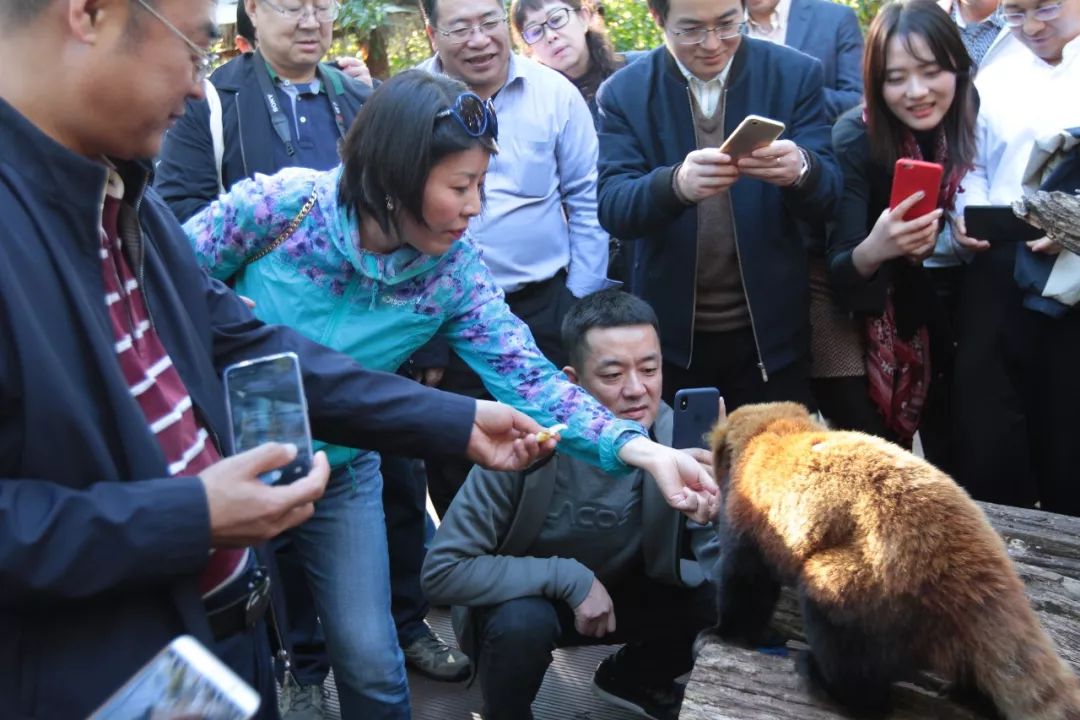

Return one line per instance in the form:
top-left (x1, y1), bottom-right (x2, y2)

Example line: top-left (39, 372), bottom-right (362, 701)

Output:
top-left (747, 0), bottom-right (792, 44)
top-left (671, 52), bottom-right (733, 118)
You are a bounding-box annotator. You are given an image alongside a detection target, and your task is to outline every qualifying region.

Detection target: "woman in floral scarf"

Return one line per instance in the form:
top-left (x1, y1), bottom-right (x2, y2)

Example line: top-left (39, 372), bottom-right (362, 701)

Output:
top-left (825, 0), bottom-right (976, 463)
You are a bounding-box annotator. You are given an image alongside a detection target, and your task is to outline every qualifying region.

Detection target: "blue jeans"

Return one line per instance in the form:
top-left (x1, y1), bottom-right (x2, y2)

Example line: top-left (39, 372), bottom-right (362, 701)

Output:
top-left (286, 451), bottom-right (410, 719)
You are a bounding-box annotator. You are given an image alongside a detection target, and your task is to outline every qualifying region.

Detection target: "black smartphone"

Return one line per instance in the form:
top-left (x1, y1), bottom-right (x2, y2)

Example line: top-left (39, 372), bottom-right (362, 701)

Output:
top-left (223, 352), bottom-right (313, 485)
top-left (672, 387), bottom-right (721, 449)
top-left (964, 205), bottom-right (1044, 243)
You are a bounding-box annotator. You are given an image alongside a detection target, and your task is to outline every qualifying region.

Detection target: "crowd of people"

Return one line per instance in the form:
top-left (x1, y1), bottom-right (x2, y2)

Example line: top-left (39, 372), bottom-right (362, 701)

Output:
top-left (1, 0), bottom-right (1077, 717)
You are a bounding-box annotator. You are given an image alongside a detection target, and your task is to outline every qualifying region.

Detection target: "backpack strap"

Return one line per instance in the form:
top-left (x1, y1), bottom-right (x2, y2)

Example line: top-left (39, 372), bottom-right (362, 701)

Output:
top-left (204, 78), bottom-right (226, 196)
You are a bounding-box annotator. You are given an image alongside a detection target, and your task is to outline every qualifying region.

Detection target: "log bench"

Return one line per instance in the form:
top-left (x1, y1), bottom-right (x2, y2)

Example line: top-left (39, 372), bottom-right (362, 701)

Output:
top-left (680, 502), bottom-right (1080, 719)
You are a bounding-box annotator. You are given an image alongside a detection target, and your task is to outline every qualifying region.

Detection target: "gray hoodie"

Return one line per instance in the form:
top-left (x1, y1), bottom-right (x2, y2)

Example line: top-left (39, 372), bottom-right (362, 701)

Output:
top-left (421, 404), bottom-right (708, 657)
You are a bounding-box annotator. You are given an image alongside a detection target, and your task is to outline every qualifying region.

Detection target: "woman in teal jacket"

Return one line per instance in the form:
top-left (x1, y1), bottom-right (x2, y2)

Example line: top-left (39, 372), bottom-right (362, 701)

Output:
top-left (185, 70), bottom-right (715, 719)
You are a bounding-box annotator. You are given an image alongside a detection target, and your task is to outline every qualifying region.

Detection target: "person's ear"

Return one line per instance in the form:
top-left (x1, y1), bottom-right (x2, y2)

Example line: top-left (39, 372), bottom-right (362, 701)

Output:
top-left (245, 0), bottom-right (259, 28)
top-left (579, 5), bottom-right (593, 23)
top-left (69, 0), bottom-right (115, 42)
top-left (649, 7), bottom-right (664, 28)
top-left (562, 365), bottom-right (580, 386)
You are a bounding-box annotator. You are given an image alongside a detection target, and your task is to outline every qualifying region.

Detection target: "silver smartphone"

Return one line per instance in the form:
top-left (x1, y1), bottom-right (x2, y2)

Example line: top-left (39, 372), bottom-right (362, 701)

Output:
top-left (223, 351), bottom-right (313, 485)
top-left (90, 635), bottom-right (260, 719)
top-left (719, 115), bottom-right (786, 159)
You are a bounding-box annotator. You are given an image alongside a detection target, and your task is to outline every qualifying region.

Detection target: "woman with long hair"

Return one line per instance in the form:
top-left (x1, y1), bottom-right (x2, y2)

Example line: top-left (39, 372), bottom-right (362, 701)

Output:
top-left (825, 0), bottom-right (976, 461)
top-left (184, 69), bottom-right (715, 719)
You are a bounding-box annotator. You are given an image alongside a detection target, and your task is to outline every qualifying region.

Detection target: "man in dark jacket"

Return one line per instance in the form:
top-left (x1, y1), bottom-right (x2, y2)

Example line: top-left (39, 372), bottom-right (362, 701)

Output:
top-left (423, 290), bottom-right (716, 720)
top-left (0, 1), bottom-right (552, 717)
top-left (154, 0), bottom-right (371, 224)
top-left (596, 0), bottom-right (842, 414)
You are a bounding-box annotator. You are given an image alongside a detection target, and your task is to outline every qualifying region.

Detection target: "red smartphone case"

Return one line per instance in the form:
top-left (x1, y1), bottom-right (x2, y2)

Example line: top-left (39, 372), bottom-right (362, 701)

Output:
top-left (889, 159), bottom-right (944, 221)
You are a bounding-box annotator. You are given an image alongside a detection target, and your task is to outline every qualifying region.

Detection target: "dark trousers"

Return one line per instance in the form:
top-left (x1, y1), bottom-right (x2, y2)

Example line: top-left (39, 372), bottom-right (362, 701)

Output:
top-left (811, 376), bottom-right (889, 436)
top-left (472, 575), bottom-right (714, 720)
top-left (425, 271), bottom-right (577, 517)
top-left (216, 622), bottom-right (281, 720)
top-left (661, 327), bottom-right (816, 412)
top-left (952, 246), bottom-right (1080, 515)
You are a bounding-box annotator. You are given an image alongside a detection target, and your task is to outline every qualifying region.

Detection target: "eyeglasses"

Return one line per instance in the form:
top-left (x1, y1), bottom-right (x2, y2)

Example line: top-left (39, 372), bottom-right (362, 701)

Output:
top-left (999, 1), bottom-right (1063, 26)
top-left (669, 21), bottom-right (746, 45)
top-left (521, 6), bottom-right (577, 45)
top-left (259, 0), bottom-right (340, 24)
top-left (132, 0), bottom-right (217, 82)
top-left (434, 15), bottom-right (508, 45)
top-left (436, 92), bottom-right (499, 141)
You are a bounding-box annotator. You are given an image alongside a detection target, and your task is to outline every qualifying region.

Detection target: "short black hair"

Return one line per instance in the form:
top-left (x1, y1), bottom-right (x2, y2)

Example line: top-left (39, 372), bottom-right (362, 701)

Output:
top-left (561, 289), bottom-right (661, 370)
top-left (337, 69), bottom-right (498, 238)
top-left (236, 0), bottom-right (256, 46)
top-left (646, 0), bottom-right (746, 24)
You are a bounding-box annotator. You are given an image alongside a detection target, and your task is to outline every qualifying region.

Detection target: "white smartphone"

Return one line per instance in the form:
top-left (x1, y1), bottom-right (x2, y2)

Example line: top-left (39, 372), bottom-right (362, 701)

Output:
top-left (719, 115), bottom-right (786, 159)
top-left (223, 351), bottom-right (313, 485)
top-left (89, 635), bottom-right (260, 719)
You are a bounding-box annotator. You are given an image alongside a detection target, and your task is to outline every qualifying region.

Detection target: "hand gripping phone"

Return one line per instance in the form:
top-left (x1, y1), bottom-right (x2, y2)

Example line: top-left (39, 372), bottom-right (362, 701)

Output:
top-left (719, 115), bottom-right (786, 159)
top-left (89, 635), bottom-right (260, 719)
top-left (672, 387), bottom-right (722, 449)
top-left (223, 351), bottom-right (313, 485)
top-left (890, 159), bottom-right (944, 221)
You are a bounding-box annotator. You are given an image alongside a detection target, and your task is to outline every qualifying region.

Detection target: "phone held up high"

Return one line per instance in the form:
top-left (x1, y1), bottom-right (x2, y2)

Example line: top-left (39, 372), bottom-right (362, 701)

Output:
top-left (223, 351), bottom-right (313, 485)
top-left (672, 387), bottom-right (721, 450)
top-left (890, 159), bottom-right (943, 221)
top-left (90, 635), bottom-right (260, 720)
top-left (719, 115), bottom-right (786, 159)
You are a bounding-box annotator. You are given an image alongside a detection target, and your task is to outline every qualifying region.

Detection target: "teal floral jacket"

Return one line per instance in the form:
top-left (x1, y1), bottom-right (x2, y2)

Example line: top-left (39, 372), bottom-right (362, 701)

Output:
top-left (184, 165), bottom-right (643, 472)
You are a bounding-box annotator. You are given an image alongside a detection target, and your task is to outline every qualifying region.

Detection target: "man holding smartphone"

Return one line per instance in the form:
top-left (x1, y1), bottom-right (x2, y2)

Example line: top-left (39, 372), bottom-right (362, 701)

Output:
top-left (596, 0), bottom-right (842, 415)
top-left (0, 1), bottom-right (564, 716)
top-left (423, 290), bottom-right (717, 720)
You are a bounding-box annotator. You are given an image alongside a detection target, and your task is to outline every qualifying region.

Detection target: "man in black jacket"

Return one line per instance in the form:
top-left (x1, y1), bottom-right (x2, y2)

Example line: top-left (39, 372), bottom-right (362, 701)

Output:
top-left (0, 1), bottom-right (553, 716)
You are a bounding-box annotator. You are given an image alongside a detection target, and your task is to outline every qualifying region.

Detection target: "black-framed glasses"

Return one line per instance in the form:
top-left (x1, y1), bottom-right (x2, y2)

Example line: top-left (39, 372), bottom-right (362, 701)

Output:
top-left (259, 0), bottom-right (340, 24)
top-left (999, 1), bottom-right (1063, 26)
top-left (521, 6), bottom-right (577, 45)
top-left (669, 21), bottom-right (746, 45)
top-left (434, 15), bottom-right (508, 45)
top-left (436, 92), bottom-right (499, 141)
top-left (132, 0), bottom-right (218, 82)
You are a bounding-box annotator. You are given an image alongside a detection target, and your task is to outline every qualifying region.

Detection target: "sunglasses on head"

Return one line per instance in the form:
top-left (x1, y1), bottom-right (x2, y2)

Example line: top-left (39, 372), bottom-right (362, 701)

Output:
top-left (436, 92), bottom-right (499, 141)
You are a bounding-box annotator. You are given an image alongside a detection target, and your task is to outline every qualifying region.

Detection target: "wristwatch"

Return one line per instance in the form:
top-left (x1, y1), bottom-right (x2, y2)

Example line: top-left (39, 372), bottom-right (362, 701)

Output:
top-left (792, 148), bottom-right (811, 188)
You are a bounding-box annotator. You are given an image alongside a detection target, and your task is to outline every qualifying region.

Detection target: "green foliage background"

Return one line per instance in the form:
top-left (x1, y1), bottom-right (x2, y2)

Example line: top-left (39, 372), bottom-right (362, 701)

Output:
top-left (325, 0), bottom-right (885, 79)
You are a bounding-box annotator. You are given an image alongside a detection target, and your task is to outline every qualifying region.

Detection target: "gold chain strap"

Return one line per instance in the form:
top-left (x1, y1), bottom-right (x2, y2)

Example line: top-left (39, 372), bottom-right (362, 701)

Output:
top-left (242, 188), bottom-right (319, 267)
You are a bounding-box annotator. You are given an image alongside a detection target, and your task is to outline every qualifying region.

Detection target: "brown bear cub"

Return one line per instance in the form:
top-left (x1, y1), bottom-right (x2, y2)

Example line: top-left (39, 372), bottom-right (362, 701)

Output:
top-left (708, 402), bottom-right (1080, 720)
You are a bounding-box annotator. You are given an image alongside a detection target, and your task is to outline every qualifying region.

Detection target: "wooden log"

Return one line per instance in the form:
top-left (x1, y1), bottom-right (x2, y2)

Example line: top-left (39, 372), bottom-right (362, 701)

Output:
top-left (681, 503), bottom-right (1080, 718)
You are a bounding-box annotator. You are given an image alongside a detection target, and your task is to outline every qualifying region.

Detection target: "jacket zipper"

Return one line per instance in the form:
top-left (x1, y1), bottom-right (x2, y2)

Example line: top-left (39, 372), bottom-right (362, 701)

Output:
top-left (685, 87), bottom-right (700, 368)
top-left (686, 85), bottom-right (768, 381)
top-left (728, 192), bottom-right (768, 382)
top-left (237, 90), bottom-right (250, 178)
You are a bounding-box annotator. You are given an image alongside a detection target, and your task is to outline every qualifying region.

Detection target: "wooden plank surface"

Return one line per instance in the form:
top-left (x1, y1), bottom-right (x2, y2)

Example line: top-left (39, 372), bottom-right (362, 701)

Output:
top-left (681, 502), bottom-right (1080, 719)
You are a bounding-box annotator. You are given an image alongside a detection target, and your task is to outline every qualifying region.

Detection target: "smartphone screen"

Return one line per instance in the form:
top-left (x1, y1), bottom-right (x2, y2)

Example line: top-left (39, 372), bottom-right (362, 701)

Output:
top-left (90, 636), bottom-right (260, 720)
top-left (673, 387), bottom-right (721, 449)
top-left (223, 352), bottom-right (313, 485)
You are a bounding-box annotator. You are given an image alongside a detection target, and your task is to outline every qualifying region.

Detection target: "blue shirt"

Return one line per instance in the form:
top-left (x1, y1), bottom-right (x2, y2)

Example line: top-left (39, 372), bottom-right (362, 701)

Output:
top-left (269, 76), bottom-right (342, 173)
top-left (418, 54), bottom-right (611, 297)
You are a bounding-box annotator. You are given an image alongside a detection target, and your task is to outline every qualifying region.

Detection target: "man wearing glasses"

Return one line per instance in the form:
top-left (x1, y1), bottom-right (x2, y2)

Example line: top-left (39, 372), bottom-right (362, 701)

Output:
top-left (596, 0), bottom-right (840, 419)
top-left (416, 0), bottom-right (613, 513)
top-left (155, 0), bottom-right (370, 224)
top-left (949, 0), bottom-right (1080, 517)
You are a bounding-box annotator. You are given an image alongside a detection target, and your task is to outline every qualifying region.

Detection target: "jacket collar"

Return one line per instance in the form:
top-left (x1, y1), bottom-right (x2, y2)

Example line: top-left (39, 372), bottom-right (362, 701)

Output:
top-left (784, 0), bottom-right (812, 53)
top-left (0, 97), bottom-right (152, 240)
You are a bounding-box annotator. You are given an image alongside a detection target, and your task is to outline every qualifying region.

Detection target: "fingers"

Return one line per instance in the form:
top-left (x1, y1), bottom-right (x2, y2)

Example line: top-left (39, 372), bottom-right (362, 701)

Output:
top-left (1027, 237), bottom-right (1060, 254)
top-left (718, 395), bottom-right (727, 423)
top-left (231, 442), bottom-right (299, 478)
top-left (274, 450), bottom-right (330, 506)
top-left (892, 189), bottom-right (927, 217)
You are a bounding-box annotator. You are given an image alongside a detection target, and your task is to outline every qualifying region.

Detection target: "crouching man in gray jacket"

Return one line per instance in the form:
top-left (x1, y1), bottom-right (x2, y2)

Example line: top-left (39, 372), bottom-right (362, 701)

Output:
top-left (422, 289), bottom-right (716, 720)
